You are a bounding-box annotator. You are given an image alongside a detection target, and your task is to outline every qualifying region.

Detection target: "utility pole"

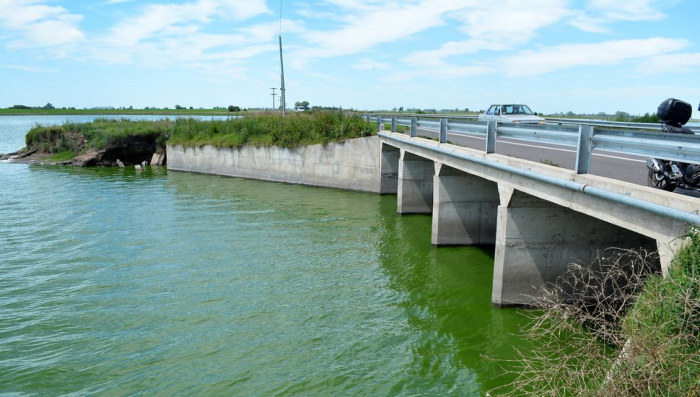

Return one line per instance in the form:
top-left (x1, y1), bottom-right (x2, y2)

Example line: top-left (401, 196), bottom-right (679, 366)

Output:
top-left (270, 88), bottom-right (277, 110)
top-left (279, 36), bottom-right (286, 117)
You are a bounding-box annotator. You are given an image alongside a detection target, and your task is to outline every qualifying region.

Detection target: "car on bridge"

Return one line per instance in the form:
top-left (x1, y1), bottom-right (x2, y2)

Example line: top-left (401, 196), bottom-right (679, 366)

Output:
top-left (478, 104), bottom-right (547, 125)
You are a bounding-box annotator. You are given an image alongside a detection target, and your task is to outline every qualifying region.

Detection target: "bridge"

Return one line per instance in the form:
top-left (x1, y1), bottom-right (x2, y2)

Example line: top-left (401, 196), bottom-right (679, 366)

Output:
top-left (373, 117), bottom-right (700, 307)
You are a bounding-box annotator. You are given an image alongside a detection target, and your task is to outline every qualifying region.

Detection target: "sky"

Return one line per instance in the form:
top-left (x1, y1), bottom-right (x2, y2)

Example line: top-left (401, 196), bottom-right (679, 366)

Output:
top-left (0, 0), bottom-right (699, 115)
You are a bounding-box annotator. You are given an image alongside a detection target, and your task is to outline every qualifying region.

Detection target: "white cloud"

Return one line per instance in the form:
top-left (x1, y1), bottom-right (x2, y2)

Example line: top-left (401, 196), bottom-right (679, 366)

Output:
top-left (399, 0), bottom-right (570, 79)
top-left (639, 52), bottom-right (700, 74)
top-left (569, 0), bottom-right (665, 32)
top-left (82, 0), bottom-right (277, 75)
top-left (586, 0), bottom-right (665, 21)
top-left (0, 0), bottom-right (84, 48)
top-left (352, 58), bottom-right (390, 70)
top-left (450, 0), bottom-right (572, 44)
top-left (500, 38), bottom-right (689, 77)
top-left (291, 0), bottom-right (472, 67)
top-left (2, 63), bottom-right (58, 73)
top-left (239, 19), bottom-right (306, 43)
top-left (105, 0), bottom-right (269, 46)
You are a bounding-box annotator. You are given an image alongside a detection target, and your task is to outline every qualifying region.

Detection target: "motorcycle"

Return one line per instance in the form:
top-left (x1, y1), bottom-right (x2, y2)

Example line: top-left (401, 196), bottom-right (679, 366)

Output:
top-left (645, 98), bottom-right (700, 196)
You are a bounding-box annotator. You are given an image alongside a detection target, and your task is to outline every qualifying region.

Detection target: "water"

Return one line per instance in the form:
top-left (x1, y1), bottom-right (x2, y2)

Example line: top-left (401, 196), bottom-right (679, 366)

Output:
top-left (0, 116), bottom-right (528, 395)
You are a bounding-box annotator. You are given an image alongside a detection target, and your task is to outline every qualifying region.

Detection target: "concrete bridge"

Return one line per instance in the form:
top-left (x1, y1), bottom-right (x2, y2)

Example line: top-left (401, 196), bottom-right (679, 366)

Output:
top-left (378, 131), bottom-right (699, 307)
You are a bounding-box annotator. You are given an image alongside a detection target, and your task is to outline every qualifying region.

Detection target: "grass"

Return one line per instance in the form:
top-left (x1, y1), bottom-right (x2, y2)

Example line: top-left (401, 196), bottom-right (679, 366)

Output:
top-left (0, 108), bottom-right (245, 116)
top-left (169, 111), bottom-right (375, 149)
top-left (539, 159), bottom-right (560, 167)
top-left (23, 112), bottom-right (376, 156)
top-left (383, 123), bottom-right (408, 132)
top-left (47, 151), bottom-right (76, 162)
top-left (26, 118), bottom-right (173, 155)
top-left (499, 231), bottom-right (700, 395)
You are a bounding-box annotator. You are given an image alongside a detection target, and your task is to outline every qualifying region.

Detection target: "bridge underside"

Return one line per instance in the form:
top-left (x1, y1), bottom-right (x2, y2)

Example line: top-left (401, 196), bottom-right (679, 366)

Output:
top-left (381, 141), bottom-right (671, 307)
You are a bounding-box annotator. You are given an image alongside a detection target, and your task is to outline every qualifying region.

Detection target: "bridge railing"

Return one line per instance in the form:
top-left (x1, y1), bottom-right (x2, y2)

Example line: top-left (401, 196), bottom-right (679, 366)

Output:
top-left (365, 115), bottom-right (700, 175)
top-left (363, 113), bottom-right (700, 133)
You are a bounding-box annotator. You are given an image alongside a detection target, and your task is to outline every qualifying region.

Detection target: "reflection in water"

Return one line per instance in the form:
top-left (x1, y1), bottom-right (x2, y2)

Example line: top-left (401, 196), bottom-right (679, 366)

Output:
top-left (376, 198), bottom-right (527, 392)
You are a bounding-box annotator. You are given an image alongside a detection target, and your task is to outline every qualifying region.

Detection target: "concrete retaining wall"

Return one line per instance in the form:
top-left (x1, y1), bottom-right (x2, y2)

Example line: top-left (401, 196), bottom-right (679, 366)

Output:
top-left (167, 136), bottom-right (382, 193)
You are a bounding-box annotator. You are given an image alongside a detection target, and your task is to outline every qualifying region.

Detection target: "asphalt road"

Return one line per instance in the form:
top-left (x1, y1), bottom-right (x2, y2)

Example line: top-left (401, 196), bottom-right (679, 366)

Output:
top-left (407, 127), bottom-right (650, 186)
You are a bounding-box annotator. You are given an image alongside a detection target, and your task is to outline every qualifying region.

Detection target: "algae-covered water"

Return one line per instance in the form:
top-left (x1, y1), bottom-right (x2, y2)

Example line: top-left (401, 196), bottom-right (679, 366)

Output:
top-left (0, 116), bottom-right (528, 395)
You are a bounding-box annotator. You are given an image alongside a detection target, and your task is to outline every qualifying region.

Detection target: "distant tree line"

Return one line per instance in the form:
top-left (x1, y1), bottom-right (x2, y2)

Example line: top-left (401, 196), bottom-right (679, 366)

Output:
top-left (553, 110), bottom-right (660, 123)
top-left (9, 103), bottom-right (57, 110)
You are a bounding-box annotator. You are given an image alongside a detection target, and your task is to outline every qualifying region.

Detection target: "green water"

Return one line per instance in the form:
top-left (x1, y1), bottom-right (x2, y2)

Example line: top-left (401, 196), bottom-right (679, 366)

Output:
top-left (1, 116), bottom-right (528, 395)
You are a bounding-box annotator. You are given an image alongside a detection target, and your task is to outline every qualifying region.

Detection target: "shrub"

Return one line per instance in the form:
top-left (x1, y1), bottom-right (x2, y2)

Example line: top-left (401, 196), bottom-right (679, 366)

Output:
top-left (493, 239), bottom-right (700, 395)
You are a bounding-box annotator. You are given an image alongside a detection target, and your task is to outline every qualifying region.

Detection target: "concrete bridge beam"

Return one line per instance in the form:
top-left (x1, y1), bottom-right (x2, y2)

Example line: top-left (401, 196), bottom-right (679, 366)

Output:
top-left (492, 187), bottom-right (659, 307)
top-left (431, 164), bottom-right (499, 246)
top-left (398, 151), bottom-right (434, 214)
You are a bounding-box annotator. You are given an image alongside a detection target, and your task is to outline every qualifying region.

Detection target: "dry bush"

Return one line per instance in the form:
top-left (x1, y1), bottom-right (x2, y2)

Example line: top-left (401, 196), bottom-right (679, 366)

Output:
top-left (490, 245), bottom-right (700, 396)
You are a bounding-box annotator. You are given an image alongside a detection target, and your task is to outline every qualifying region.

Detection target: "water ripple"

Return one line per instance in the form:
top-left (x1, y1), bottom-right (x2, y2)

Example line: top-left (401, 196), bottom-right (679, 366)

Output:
top-left (1, 118), bottom-right (529, 395)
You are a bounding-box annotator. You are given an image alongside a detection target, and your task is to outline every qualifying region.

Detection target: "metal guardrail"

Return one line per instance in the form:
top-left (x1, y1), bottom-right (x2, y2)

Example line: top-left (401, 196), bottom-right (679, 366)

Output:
top-left (545, 117), bottom-right (700, 133)
top-left (365, 115), bottom-right (700, 175)
top-left (362, 113), bottom-right (700, 133)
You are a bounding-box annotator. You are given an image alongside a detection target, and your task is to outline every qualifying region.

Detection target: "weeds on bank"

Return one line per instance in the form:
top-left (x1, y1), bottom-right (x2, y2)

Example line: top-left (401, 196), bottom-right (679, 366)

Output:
top-left (26, 118), bottom-right (173, 155)
top-left (492, 234), bottom-right (700, 395)
top-left (24, 112), bottom-right (375, 155)
top-left (169, 111), bottom-right (375, 149)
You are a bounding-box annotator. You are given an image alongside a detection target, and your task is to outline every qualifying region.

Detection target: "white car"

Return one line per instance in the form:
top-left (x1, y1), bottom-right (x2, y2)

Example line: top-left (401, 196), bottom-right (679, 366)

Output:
top-left (478, 104), bottom-right (546, 125)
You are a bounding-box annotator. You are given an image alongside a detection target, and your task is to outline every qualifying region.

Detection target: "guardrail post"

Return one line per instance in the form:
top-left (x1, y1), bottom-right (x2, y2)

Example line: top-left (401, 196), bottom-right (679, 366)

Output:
top-left (486, 121), bottom-right (496, 153)
top-left (377, 116), bottom-right (382, 132)
top-left (439, 118), bottom-right (447, 143)
top-left (391, 116), bottom-right (397, 132)
top-left (365, 115), bottom-right (370, 123)
top-left (411, 117), bottom-right (417, 137)
top-left (575, 125), bottom-right (593, 174)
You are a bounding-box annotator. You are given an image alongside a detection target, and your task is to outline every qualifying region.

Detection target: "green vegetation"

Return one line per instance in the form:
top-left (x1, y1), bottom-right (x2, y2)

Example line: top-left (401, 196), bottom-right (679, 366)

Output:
top-left (615, 112), bottom-right (660, 123)
top-left (1, 107), bottom-right (242, 116)
top-left (169, 111), bottom-right (374, 149)
top-left (47, 151), bottom-right (77, 162)
top-left (539, 159), bottom-right (560, 167)
top-left (23, 112), bottom-right (376, 160)
top-left (499, 232), bottom-right (700, 395)
top-left (26, 118), bottom-right (173, 155)
top-left (383, 123), bottom-right (408, 132)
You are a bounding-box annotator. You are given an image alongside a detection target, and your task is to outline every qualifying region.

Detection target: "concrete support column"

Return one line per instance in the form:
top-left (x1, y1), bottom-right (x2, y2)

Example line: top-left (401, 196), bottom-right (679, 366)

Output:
top-left (397, 151), bottom-right (434, 214)
top-left (492, 188), bottom-right (658, 307)
top-left (656, 237), bottom-right (687, 277)
top-left (431, 164), bottom-right (499, 246)
top-left (380, 143), bottom-right (400, 194)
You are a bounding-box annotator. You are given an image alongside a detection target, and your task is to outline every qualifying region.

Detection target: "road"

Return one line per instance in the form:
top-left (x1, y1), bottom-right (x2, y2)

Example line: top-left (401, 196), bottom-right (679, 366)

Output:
top-left (404, 127), bottom-right (649, 186)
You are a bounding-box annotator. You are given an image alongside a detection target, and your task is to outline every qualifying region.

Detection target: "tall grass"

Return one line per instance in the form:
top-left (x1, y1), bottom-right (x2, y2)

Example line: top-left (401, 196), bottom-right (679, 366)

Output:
top-left (24, 112), bottom-right (375, 156)
top-left (168, 111), bottom-right (375, 149)
top-left (496, 233), bottom-right (700, 395)
top-left (26, 118), bottom-right (173, 154)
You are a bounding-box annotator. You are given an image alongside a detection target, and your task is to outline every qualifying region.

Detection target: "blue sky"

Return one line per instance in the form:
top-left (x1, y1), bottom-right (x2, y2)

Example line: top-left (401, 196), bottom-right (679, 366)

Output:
top-left (0, 0), bottom-right (699, 114)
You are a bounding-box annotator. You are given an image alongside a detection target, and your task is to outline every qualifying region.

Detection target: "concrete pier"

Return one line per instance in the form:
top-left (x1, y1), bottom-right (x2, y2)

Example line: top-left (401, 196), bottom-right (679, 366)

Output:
top-left (491, 188), bottom-right (658, 307)
top-left (398, 151), bottom-right (434, 214)
top-left (380, 143), bottom-right (400, 194)
top-left (431, 164), bottom-right (499, 245)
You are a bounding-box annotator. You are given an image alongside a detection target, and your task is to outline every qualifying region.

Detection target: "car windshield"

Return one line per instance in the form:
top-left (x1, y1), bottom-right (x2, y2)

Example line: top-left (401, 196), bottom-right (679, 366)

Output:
top-left (502, 105), bottom-right (533, 115)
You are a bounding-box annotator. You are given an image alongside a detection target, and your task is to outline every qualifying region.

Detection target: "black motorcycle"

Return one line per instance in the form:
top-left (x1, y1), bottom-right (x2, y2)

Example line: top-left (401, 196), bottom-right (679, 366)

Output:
top-left (645, 98), bottom-right (700, 196)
